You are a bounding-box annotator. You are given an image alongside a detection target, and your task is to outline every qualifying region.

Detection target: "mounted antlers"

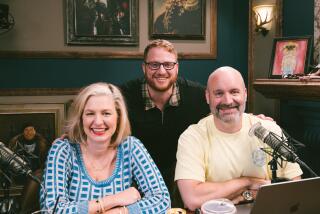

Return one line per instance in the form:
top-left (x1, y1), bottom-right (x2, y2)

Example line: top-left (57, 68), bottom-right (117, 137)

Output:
top-left (253, 5), bottom-right (274, 36)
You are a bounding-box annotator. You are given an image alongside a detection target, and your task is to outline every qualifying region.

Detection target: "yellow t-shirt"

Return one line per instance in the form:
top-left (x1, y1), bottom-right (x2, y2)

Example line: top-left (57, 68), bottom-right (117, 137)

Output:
top-left (175, 113), bottom-right (302, 182)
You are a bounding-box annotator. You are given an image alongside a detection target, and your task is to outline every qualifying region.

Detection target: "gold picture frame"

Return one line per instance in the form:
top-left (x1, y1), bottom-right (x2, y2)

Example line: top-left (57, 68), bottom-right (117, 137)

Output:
top-left (0, 103), bottom-right (66, 145)
top-left (149, 0), bottom-right (206, 40)
top-left (0, 0), bottom-right (216, 59)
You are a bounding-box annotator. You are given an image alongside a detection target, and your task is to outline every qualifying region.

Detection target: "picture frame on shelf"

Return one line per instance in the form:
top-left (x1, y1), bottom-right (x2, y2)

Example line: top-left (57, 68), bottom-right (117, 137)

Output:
top-left (269, 36), bottom-right (313, 79)
top-left (66, 0), bottom-right (138, 46)
top-left (149, 0), bottom-right (206, 40)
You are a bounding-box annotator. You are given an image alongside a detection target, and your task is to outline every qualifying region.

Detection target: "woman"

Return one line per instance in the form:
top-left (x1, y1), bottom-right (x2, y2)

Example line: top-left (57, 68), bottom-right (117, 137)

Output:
top-left (40, 82), bottom-right (170, 213)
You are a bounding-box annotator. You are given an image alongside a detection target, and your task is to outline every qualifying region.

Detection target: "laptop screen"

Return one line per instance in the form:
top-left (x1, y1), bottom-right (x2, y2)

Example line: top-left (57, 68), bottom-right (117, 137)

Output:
top-left (250, 177), bottom-right (320, 214)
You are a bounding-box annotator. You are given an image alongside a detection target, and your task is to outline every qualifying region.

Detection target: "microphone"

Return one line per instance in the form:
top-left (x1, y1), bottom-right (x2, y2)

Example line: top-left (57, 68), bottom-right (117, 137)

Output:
top-left (0, 141), bottom-right (40, 183)
top-left (248, 122), bottom-right (300, 163)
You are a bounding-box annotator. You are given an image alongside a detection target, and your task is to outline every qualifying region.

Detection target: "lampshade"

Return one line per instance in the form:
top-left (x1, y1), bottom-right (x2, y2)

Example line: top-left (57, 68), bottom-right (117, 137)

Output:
top-left (253, 4), bottom-right (274, 32)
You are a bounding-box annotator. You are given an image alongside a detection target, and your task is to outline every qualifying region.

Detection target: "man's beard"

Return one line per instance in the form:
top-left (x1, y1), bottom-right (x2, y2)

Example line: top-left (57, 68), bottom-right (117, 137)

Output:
top-left (213, 102), bottom-right (245, 123)
top-left (146, 74), bottom-right (177, 92)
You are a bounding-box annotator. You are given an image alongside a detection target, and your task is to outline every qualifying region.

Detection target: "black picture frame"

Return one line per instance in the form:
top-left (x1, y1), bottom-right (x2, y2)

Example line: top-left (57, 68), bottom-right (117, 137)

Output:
top-left (269, 36), bottom-right (313, 79)
top-left (149, 0), bottom-right (206, 40)
top-left (66, 0), bottom-right (139, 46)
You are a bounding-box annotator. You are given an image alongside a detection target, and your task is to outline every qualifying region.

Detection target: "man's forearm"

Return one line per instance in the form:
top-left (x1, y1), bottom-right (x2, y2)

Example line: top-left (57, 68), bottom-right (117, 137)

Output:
top-left (177, 178), bottom-right (250, 211)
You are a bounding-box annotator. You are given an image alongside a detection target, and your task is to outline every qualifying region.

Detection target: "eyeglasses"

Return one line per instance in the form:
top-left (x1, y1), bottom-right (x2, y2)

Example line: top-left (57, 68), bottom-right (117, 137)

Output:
top-left (144, 61), bottom-right (177, 70)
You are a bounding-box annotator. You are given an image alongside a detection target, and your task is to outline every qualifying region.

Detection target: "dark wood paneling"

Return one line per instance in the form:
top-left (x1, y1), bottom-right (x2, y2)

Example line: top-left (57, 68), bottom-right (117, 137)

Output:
top-left (253, 79), bottom-right (320, 100)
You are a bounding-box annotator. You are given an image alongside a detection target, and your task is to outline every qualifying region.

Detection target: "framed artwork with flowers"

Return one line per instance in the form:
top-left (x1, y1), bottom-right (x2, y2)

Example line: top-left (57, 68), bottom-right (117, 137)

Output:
top-left (149, 0), bottom-right (206, 40)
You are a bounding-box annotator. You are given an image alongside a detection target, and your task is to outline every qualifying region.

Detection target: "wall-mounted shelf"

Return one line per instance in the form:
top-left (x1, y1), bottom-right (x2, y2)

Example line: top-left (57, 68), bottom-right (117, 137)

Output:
top-left (253, 79), bottom-right (320, 100)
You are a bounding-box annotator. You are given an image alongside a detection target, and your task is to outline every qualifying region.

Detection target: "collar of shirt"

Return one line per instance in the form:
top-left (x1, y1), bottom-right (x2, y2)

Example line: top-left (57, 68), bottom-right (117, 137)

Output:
top-left (142, 80), bottom-right (180, 111)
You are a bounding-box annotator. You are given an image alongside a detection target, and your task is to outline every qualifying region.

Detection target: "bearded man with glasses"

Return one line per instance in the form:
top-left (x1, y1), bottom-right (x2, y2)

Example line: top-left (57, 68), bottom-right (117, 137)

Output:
top-left (120, 39), bottom-right (210, 204)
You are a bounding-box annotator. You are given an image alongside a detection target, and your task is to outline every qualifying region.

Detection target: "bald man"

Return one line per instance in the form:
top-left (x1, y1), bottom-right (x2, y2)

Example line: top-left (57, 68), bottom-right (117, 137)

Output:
top-left (174, 66), bottom-right (302, 211)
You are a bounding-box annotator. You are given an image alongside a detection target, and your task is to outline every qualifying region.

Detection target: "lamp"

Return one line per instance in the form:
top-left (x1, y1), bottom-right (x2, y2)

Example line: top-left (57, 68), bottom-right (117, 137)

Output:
top-left (0, 4), bottom-right (15, 35)
top-left (253, 4), bottom-right (274, 36)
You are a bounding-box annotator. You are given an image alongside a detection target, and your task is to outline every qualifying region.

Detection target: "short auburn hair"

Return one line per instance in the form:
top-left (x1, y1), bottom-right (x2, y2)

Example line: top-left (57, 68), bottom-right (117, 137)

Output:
top-left (143, 39), bottom-right (178, 61)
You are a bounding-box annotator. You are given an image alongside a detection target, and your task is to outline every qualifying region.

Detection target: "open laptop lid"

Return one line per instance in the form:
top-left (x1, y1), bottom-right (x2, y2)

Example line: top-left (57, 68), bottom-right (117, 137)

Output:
top-left (250, 177), bottom-right (320, 214)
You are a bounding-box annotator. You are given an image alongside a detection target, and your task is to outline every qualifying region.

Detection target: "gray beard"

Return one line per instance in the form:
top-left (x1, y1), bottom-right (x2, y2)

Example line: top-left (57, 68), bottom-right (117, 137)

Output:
top-left (213, 105), bottom-right (246, 123)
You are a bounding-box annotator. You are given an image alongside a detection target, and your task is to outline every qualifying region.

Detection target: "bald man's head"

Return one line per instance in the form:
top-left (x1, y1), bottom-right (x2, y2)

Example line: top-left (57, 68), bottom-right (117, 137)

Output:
top-left (205, 66), bottom-right (247, 125)
top-left (207, 66), bottom-right (246, 91)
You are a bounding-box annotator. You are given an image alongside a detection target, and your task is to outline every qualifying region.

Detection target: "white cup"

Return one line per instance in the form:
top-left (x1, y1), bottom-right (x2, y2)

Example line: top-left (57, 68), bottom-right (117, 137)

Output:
top-left (201, 198), bottom-right (236, 214)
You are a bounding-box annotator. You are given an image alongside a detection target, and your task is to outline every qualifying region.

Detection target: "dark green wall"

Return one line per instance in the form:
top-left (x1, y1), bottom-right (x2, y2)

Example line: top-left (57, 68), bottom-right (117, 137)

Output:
top-left (281, 0), bottom-right (314, 130)
top-left (283, 0), bottom-right (314, 37)
top-left (0, 0), bottom-right (249, 88)
top-left (282, 0), bottom-right (320, 177)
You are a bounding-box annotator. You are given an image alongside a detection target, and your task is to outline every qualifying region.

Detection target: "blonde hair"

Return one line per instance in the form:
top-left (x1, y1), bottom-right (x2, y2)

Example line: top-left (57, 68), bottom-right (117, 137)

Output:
top-left (143, 39), bottom-right (178, 61)
top-left (66, 82), bottom-right (131, 146)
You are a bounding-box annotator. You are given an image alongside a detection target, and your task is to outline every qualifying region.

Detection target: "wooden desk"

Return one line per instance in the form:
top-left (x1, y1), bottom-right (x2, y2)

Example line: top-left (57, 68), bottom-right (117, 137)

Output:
top-left (182, 203), bottom-right (253, 214)
top-left (236, 203), bottom-right (253, 214)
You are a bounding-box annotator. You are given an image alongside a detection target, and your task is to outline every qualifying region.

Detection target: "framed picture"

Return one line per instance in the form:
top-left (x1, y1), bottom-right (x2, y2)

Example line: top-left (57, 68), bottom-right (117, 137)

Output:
top-left (0, 0), bottom-right (216, 59)
top-left (149, 0), bottom-right (206, 40)
top-left (269, 36), bottom-right (313, 79)
top-left (66, 0), bottom-right (139, 46)
top-left (0, 104), bottom-right (66, 145)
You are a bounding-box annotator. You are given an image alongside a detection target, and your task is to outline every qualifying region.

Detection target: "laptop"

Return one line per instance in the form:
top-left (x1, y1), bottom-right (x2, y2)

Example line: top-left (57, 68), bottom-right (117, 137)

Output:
top-left (249, 177), bottom-right (320, 214)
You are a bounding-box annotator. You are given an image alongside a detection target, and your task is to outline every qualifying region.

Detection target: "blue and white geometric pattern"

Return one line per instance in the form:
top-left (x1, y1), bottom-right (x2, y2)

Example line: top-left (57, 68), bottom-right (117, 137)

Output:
top-left (40, 136), bottom-right (170, 214)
